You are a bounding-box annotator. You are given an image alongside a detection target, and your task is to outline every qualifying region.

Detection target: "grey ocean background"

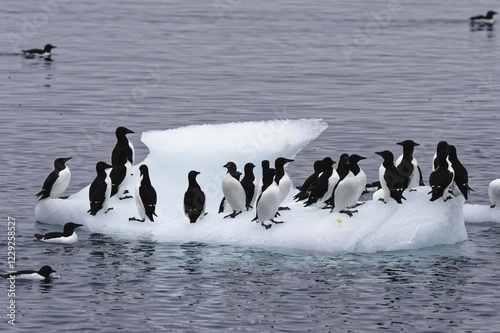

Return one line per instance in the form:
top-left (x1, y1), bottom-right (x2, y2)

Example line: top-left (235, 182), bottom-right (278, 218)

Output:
top-left (1, 0), bottom-right (499, 331)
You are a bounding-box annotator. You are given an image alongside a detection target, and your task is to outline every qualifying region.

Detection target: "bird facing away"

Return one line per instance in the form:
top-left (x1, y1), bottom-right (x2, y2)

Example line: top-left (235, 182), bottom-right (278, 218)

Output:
top-left (447, 145), bottom-right (473, 200)
top-left (111, 127), bottom-right (135, 165)
top-left (22, 44), bottom-right (56, 58)
top-left (221, 162), bottom-right (246, 218)
top-left (129, 164), bottom-right (157, 222)
top-left (184, 170), bottom-right (206, 223)
top-left (1, 265), bottom-right (56, 280)
top-left (304, 157), bottom-right (336, 207)
top-left (376, 150), bottom-right (406, 204)
top-left (429, 150), bottom-right (455, 202)
top-left (240, 162), bottom-right (256, 210)
top-left (34, 222), bottom-right (83, 244)
top-left (36, 157), bottom-right (72, 200)
top-left (88, 161), bottom-right (113, 215)
top-left (110, 144), bottom-right (133, 200)
top-left (395, 140), bottom-right (423, 190)
top-left (294, 159), bottom-right (323, 201)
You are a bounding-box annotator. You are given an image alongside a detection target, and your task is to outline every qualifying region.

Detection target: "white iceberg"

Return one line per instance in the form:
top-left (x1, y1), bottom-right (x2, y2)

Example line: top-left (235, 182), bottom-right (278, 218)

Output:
top-left (35, 119), bottom-right (468, 253)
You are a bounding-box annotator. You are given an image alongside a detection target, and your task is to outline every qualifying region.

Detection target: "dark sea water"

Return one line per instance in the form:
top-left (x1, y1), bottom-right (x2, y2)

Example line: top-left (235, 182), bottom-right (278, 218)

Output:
top-left (1, 0), bottom-right (499, 331)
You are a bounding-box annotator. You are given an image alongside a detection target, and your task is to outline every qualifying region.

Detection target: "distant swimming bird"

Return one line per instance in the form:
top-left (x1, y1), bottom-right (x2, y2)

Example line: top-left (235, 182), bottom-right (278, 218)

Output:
top-left (395, 140), bottom-right (423, 190)
top-left (88, 161), bottom-right (113, 215)
top-left (221, 162), bottom-right (245, 218)
top-left (375, 150), bottom-right (406, 204)
top-left (255, 168), bottom-right (282, 229)
top-left (129, 165), bottom-right (157, 222)
top-left (36, 157), bottom-right (72, 200)
top-left (433, 141), bottom-right (449, 171)
top-left (429, 150), bottom-right (455, 202)
top-left (304, 157), bottom-right (337, 207)
top-left (294, 160), bottom-right (323, 202)
top-left (325, 154), bottom-right (358, 216)
top-left (488, 179), bottom-right (500, 208)
top-left (470, 10), bottom-right (497, 24)
top-left (22, 44), bottom-right (56, 58)
top-left (34, 222), bottom-right (83, 244)
top-left (1, 265), bottom-right (56, 280)
top-left (111, 127), bottom-right (135, 165)
top-left (110, 145), bottom-right (133, 200)
top-left (240, 162), bottom-right (256, 210)
top-left (447, 145), bottom-right (473, 200)
top-left (348, 154), bottom-right (367, 207)
top-left (274, 157), bottom-right (294, 208)
top-left (184, 170), bottom-right (206, 223)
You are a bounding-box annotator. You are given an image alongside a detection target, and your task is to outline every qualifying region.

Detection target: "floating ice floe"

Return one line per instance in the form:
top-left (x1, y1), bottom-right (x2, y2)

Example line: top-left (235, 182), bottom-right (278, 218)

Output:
top-left (35, 119), bottom-right (473, 253)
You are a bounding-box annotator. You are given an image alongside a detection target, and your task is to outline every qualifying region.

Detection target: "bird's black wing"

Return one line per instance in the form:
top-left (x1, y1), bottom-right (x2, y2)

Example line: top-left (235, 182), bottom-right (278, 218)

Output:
top-left (36, 170), bottom-right (58, 199)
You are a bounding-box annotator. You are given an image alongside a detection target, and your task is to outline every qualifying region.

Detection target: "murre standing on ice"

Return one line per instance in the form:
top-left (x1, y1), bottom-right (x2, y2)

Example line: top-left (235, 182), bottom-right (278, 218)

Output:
top-left (36, 157), bottom-right (72, 200)
top-left (22, 44), bottom-right (56, 58)
top-left (88, 161), bottom-right (113, 215)
top-left (488, 178), bottom-right (500, 208)
top-left (1, 265), bottom-right (56, 280)
top-left (324, 154), bottom-right (358, 216)
top-left (130, 164), bottom-right (157, 222)
top-left (274, 157), bottom-right (294, 210)
top-left (304, 157), bottom-right (337, 207)
top-left (470, 10), bottom-right (497, 24)
top-left (255, 168), bottom-right (282, 229)
top-left (34, 222), bottom-right (83, 244)
top-left (111, 127), bottom-right (135, 165)
top-left (294, 160), bottom-right (323, 202)
top-left (375, 150), bottom-right (406, 204)
top-left (347, 154), bottom-right (367, 207)
top-left (240, 162), bottom-right (256, 210)
top-left (447, 145), bottom-right (473, 200)
top-left (432, 141), bottom-right (448, 171)
top-left (395, 140), bottom-right (424, 191)
top-left (429, 149), bottom-right (455, 202)
top-left (184, 170), bottom-right (206, 223)
top-left (110, 145), bottom-right (133, 200)
top-left (221, 162), bottom-right (246, 218)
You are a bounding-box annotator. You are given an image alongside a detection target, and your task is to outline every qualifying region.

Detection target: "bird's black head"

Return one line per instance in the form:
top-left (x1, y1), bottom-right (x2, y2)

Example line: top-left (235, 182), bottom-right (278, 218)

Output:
top-left (116, 127), bottom-right (135, 138)
top-left (436, 141), bottom-right (449, 153)
top-left (139, 164), bottom-right (149, 176)
top-left (44, 44), bottom-right (56, 52)
top-left (375, 150), bottom-right (394, 163)
top-left (397, 140), bottom-right (419, 148)
top-left (223, 162), bottom-right (237, 172)
top-left (96, 161), bottom-right (113, 172)
top-left (64, 222), bottom-right (83, 233)
top-left (321, 157), bottom-right (335, 167)
top-left (275, 157), bottom-right (294, 169)
top-left (188, 170), bottom-right (200, 179)
top-left (349, 154), bottom-right (366, 164)
top-left (486, 11), bottom-right (497, 18)
top-left (54, 157), bottom-right (72, 169)
top-left (39, 265), bottom-right (56, 277)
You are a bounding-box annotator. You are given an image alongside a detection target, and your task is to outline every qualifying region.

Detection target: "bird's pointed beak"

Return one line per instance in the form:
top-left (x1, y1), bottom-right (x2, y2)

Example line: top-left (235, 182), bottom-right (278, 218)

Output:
top-left (64, 157), bottom-right (72, 162)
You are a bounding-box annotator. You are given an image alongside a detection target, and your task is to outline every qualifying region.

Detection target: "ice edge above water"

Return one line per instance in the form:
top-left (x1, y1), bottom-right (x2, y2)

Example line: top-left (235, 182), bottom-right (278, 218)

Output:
top-left (34, 118), bottom-right (480, 253)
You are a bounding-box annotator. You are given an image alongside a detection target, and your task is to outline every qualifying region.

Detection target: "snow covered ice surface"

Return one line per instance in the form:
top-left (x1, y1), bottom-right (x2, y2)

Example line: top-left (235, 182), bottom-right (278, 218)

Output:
top-left (35, 119), bottom-right (471, 253)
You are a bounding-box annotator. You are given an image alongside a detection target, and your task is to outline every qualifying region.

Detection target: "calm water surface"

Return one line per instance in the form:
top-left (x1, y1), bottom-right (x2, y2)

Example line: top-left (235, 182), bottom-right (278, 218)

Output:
top-left (1, 0), bottom-right (499, 331)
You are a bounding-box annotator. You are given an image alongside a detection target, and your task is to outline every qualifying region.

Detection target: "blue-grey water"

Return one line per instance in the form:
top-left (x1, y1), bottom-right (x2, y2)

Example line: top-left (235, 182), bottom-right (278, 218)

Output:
top-left (1, 0), bottom-right (499, 331)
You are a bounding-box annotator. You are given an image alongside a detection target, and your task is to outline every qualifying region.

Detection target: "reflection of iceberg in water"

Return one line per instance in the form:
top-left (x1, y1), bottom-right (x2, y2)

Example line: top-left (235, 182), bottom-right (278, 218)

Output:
top-left (35, 119), bottom-right (470, 253)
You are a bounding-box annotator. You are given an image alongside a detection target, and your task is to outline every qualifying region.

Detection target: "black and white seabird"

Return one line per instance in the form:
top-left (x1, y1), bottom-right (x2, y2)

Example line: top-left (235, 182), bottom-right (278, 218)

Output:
top-left (348, 154), bottom-right (367, 207)
top-left (129, 165), bottom-right (157, 222)
top-left (88, 161), bottom-right (113, 215)
top-left (1, 265), bottom-right (56, 280)
top-left (429, 150), bottom-right (455, 202)
top-left (324, 154), bottom-right (358, 216)
top-left (254, 160), bottom-right (270, 202)
top-left (470, 10), bottom-right (497, 24)
top-left (110, 145), bottom-right (133, 200)
top-left (255, 168), bottom-right (282, 229)
top-left (294, 160), bottom-right (323, 202)
top-left (221, 162), bottom-right (246, 218)
top-left (240, 162), bottom-right (256, 210)
top-left (432, 141), bottom-right (449, 172)
top-left (111, 127), bottom-right (135, 165)
top-left (184, 170), bottom-right (206, 223)
top-left (274, 157), bottom-right (294, 209)
top-left (447, 145), bottom-right (473, 200)
top-left (34, 222), bottom-right (83, 244)
top-left (488, 179), bottom-right (500, 208)
top-left (36, 157), bottom-right (72, 200)
top-left (22, 44), bottom-right (56, 58)
top-left (375, 150), bottom-right (406, 204)
top-left (395, 140), bottom-right (424, 190)
top-left (304, 157), bottom-right (337, 207)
